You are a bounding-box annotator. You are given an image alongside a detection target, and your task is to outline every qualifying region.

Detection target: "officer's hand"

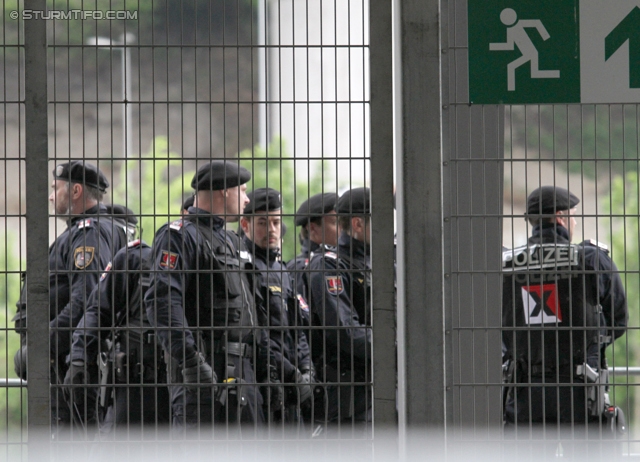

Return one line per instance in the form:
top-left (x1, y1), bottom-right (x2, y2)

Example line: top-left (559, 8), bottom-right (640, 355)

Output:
top-left (63, 360), bottom-right (87, 403)
top-left (66, 360), bottom-right (88, 385)
top-left (182, 352), bottom-right (217, 384)
top-left (295, 368), bottom-right (314, 404)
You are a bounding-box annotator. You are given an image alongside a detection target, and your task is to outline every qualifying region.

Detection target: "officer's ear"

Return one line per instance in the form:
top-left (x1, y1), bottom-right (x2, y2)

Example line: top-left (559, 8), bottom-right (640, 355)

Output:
top-left (71, 183), bottom-right (82, 199)
top-left (351, 216), bottom-right (364, 234)
top-left (240, 216), bottom-right (251, 236)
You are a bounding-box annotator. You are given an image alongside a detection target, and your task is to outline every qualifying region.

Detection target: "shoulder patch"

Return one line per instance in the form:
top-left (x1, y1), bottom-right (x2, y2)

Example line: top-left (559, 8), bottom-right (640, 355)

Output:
top-left (325, 275), bottom-right (344, 295)
top-left (160, 250), bottom-right (179, 269)
top-left (324, 251), bottom-right (338, 260)
top-left (169, 219), bottom-right (184, 231)
top-left (127, 239), bottom-right (142, 248)
top-left (582, 239), bottom-right (609, 252)
top-left (99, 262), bottom-right (112, 281)
top-left (77, 218), bottom-right (92, 229)
top-left (297, 294), bottom-right (309, 311)
top-left (74, 246), bottom-right (95, 269)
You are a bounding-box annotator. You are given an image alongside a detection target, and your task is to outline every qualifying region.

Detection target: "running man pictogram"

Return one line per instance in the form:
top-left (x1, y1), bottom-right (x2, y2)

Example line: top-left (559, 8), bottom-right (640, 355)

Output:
top-left (489, 8), bottom-right (560, 91)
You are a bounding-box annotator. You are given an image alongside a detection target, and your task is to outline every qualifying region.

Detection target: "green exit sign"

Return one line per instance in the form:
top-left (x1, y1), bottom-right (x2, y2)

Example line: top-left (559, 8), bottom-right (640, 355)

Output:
top-left (469, 0), bottom-right (640, 104)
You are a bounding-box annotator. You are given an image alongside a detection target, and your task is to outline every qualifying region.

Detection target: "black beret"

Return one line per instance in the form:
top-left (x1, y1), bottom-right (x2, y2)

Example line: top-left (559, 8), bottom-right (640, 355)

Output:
top-left (336, 187), bottom-right (370, 214)
top-left (526, 186), bottom-right (580, 216)
top-left (294, 192), bottom-right (338, 226)
top-left (244, 188), bottom-right (282, 214)
top-left (105, 204), bottom-right (138, 225)
top-left (53, 161), bottom-right (109, 192)
top-left (182, 195), bottom-right (195, 211)
top-left (191, 160), bottom-right (251, 191)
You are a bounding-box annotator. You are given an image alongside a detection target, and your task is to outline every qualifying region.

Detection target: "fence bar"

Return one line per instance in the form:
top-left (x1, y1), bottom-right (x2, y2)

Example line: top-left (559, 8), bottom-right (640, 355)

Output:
top-left (24, 0), bottom-right (51, 433)
top-left (370, 0), bottom-right (397, 429)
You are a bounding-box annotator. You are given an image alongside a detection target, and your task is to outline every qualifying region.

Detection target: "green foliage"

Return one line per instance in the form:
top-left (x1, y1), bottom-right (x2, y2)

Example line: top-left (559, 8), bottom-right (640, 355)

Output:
top-left (0, 231), bottom-right (27, 434)
top-left (111, 136), bottom-right (191, 243)
top-left (239, 138), bottom-right (333, 262)
top-left (603, 171), bottom-right (640, 427)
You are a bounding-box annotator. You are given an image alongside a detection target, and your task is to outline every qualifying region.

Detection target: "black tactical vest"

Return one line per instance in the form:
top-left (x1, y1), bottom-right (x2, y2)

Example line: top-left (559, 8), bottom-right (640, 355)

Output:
top-left (502, 243), bottom-right (603, 376)
top-left (186, 216), bottom-right (257, 344)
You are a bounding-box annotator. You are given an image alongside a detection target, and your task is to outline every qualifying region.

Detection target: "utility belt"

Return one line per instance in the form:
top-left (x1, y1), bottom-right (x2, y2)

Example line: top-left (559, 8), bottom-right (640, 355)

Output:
top-left (212, 340), bottom-right (254, 360)
top-left (513, 359), bottom-right (626, 434)
top-left (105, 330), bottom-right (166, 385)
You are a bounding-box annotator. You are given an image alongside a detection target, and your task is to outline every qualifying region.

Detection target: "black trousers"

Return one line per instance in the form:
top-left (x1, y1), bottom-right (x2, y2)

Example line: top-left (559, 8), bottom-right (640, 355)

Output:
top-left (169, 355), bottom-right (264, 436)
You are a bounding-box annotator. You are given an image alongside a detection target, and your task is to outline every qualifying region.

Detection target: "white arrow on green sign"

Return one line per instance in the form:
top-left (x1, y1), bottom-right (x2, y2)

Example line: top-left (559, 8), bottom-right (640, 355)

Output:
top-left (469, 0), bottom-right (640, 104)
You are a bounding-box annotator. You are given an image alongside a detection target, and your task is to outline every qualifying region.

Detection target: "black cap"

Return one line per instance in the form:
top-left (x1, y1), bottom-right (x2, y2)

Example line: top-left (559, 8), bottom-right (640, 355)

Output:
top-left (244, 188), bottom-right (282, 214)
top-left (182, 195), bottom-right (195, 211)
top-left (336, 187), bottom-right (370, 214)
top-left (191, 160), bottom-right (251, 191)
top-left (294, 192), bottom-right (338, 226)
top-left (53, 161), bottom-right (109, 192)
top-left (526, 186), bottom-right (580, 216)
top-left (105, 204), bottom-right (138, 225)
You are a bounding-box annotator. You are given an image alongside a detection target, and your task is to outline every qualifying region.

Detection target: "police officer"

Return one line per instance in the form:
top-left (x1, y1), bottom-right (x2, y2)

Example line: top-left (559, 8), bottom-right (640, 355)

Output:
top-left (35, 161), bottom-right (129, 433)
top-left (144, 160), bottom-right (265, 433)
top-left (306, 187), bottom-right (372, 429)
top-left (181, 195), bottom-right (194, 215)
top-left (502, 186), bottom-right (627, 438)
top-left (239, 188), bottom-right (314, 425)
top-left (66, 227), bottom-right (170, 438)
top-left (287, 193), bottom-right (339, 299)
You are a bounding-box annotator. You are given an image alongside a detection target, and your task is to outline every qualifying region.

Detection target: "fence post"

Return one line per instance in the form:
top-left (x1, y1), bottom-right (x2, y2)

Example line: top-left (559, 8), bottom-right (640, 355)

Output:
top-left (24, 0), bottom-right (51, 436)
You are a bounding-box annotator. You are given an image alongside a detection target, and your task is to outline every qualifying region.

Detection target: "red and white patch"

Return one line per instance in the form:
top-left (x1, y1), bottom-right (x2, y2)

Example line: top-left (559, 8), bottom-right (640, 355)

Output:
top-left (77, 218), bottom-right (92, 229)
top-left (160, 251), bottom-right (179, 269)
top-left (169, 220), bottom-right (184, 231)
top-left (127, 239), bottom-right (141, 248)
top-left (325, 276), bottom-right (344, 295)
top-left (297, 294), bottom-right (309, 311)
top-left (100, 262), bottom-right (112, 281)
top-left (522, 283), bottom-right (562, 325)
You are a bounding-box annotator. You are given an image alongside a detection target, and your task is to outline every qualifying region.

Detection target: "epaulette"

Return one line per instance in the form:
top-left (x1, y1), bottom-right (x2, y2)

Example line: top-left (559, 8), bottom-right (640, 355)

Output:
top-left (581, 239), bottom-right (609, 252)
top-left (169, 219), bottom-right (184, 231)
top-left (77, 218), bottom-right (93, 229)
top-left (127, 239), bottom-right (142, 248)
top-left (324, 251), bottom-right (338, 260)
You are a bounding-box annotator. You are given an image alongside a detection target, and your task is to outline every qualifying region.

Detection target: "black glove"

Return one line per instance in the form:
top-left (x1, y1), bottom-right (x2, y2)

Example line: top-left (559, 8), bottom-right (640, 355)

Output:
top-left (294, 368), bottom-right (314, 404)
top-left (182, 352), bottom-right (216, 384)
top-left (65, 360), bottom-right (88, 385)
top-left (264, 367), bottom-right (284, 410)
top-left (63, 360), bottom-right (87, 404)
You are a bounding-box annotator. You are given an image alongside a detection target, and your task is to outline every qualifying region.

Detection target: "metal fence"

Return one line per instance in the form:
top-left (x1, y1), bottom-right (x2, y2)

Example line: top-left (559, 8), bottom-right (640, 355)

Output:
top-left (2, 0), bottom-right (640, 459)
top-left (0, 0), bottom-right (395, 453)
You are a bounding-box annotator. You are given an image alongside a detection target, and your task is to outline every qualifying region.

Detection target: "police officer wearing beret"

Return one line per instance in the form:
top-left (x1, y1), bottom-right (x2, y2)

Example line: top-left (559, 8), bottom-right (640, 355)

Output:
top-left (306, 187), bottom-right (372, 429)
top-left (239, 188), bottom-right (315, 425)
top-left (287, 193), bottom-right (339, 299)
top-left (145, 160), bottom-right (265, 432)
top-left (502, 186), bottom-right (628, 439)
top-left (66, 210), bottom-right (170, 438)
top-left (26, 161), bottom-right (130, 433)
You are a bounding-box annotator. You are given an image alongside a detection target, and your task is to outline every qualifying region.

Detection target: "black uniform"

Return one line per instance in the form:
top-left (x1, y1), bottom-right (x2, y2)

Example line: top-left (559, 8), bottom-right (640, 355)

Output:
top-left (69, 240), bottom-right (170, 437)
top-left (44, 204), bottom-right (128, 428)
top-left (244, 236), bottom-right (313, 422)
top-left (144, 209), bottom-right (265, 431)
top-left (502, 223), bottom-right (627, 426)
top-left (306, 232), bottom-right (372, 423)
top-left (286, 239), bottom-right (320, 302)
